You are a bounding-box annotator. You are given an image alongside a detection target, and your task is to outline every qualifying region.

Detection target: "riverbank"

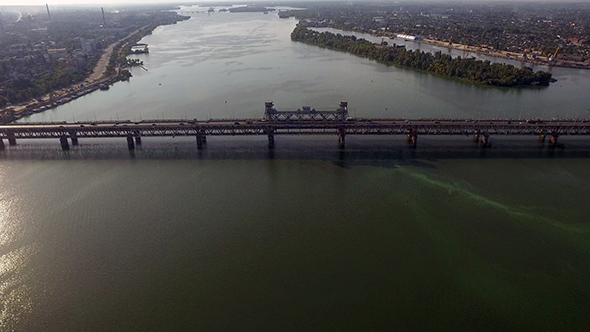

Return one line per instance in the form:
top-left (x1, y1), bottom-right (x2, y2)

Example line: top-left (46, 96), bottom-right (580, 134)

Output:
top-left (292, 26), bottom-right (554, 88)
top-left (0, 30), bottom-right (145, 122)
top-left (312, 25), bottom-right (590, 70)
top-left (406, 37), bottom-right (590, 70)
top-left (0, 16), bottom-right (188, 124)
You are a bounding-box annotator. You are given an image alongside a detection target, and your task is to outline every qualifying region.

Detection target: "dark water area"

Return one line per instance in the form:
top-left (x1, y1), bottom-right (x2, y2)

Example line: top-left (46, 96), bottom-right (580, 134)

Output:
top-left (2, 137), bottom-right (590, 331)
top-left (2, 136), bottom-right (590, 162)
top-left (3, 5), bottom-right (590, 331)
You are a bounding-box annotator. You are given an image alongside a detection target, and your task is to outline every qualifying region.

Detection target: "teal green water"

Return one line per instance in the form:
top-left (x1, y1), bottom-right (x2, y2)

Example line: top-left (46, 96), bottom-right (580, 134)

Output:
top-left (4, 4), bottom-right (590, 331)
top-left (1, 154), bottom-right (589, 331)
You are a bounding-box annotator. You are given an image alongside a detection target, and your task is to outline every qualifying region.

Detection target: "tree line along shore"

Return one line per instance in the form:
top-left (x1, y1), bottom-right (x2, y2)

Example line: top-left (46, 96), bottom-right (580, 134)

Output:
top-left (280, 2), bottom-right (590, 70)
top-left (291, 26), bottom-right (554, 88)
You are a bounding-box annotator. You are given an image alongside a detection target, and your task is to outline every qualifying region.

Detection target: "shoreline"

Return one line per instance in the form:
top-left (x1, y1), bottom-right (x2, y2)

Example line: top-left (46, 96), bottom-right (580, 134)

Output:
top-left (0, 17), bottom-right (188, 124)
top-left (316, 26), bottom-right (590, 70)
top-left (1, 29), bottom-right (145, 122)
top-left (418, 37), bottom-right (590, 70)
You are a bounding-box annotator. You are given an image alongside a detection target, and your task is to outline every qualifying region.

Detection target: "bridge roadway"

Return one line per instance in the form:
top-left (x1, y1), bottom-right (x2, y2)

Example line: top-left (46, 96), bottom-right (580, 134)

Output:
top-left (1, 118), bottom-right (589, 150)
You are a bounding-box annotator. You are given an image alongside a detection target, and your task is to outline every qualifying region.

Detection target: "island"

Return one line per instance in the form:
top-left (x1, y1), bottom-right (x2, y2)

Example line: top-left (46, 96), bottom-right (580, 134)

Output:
top-left (281, 2), bottom-right (590, 70)
top-left (291, 26), bottom-right (554, 87)
top-left (228, 6), bottom-right (275, 13)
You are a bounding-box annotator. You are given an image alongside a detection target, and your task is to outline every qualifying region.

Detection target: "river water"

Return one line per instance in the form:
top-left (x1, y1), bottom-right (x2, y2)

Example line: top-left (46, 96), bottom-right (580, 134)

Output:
top-left (2, 6), bottom-right (590, 331)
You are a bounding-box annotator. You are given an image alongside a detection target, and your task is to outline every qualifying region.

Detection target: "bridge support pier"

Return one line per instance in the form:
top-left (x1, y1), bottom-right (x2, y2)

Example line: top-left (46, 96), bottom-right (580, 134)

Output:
top-left (480, 134), bottom-right (491, 147)
top-left (70, 132), bottom-right (78, 146)
top-left (549, 133), bottom-right (559, 146)
top-left (196, 130), bottom-right (206, 149)
top-left (0, 139), bottom-right (4, 150)
top-left (267, 127), bottom-right (275, 149)
top-left (538, 130), bottom-right (545, 143)
top-left (338, 129), bottom-right (346, 149)
top-left (407, 130), bottom-right (417, 147)
top-left (127, 135), bottom-right (135, 151)
top-left (7, 133), bottom-right (16, 146)
top-left (196, 135), bottom-right (203, 149)
top-left (134, 136), bottom-right (142, 145)
top-left (60, 136), bottom-right (70, 150)
top-left (473, 130), bottom-right (480, 143)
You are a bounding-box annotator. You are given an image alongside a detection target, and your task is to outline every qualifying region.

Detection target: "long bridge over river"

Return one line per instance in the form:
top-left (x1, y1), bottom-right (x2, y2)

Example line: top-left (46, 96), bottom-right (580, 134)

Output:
top-left (1, 101), bottom-right (589, 151)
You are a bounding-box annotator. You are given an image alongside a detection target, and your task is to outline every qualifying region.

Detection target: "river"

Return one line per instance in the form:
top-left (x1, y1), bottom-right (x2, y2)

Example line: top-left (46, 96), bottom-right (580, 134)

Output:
top-left (2, 6), bottom-right (590, 331)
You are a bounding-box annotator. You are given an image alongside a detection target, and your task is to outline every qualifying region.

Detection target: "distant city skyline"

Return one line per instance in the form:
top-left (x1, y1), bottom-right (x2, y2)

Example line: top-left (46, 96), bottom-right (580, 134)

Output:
top-left (0, 0), bottom-right (579, 7)
top-left (5, 0), bottom-right (193, 6)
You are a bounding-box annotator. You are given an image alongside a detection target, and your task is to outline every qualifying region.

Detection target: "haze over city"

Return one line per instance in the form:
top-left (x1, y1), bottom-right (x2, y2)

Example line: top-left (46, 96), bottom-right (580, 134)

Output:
top-left (1, 0), bottom-right (582, 6)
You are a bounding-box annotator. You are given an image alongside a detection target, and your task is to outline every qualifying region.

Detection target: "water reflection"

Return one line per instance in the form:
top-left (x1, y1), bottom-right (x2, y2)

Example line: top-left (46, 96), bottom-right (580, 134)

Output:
top-left (1, 137), bottom-right (589, 163)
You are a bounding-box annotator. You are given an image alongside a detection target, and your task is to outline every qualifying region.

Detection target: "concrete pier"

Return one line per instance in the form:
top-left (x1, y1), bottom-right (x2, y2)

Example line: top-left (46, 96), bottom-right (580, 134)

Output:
top-left (126, 135), bottom-right (135, 150)
top-left (0, 138), bottom-right (4, 150)
top-left (70, 132), bottom-right (79, 146)
top-left (60, 136), bottom-right (70, 150)
top-left (134, 136), bottom-right (142, 145)
top-left (267, 127), bottom-right (275, 149)
top-left (196, 135), bottom-right (203, 149)
top-left (7, 133), bottom-right (16, 146)
top-left (406, 130), bottom-right (417, 146)
top-left (196, 130), bottom-right (206, 149)
top-left (480, 134), bottom-right (491, 147)
top-left (338, 128), bottom-right (346, 149)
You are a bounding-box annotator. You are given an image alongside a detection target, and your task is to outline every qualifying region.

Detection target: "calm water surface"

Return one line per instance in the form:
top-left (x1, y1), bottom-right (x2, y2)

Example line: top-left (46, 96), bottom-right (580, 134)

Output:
top-left (3, 6), bottom-right (590, 331)
top-left (21, 6), bottom-right (590, 122)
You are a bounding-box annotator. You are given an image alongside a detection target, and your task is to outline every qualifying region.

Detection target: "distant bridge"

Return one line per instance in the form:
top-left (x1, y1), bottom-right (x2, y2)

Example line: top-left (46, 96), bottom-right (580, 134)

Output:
top-left (1, 102), bottom-right (588, 150)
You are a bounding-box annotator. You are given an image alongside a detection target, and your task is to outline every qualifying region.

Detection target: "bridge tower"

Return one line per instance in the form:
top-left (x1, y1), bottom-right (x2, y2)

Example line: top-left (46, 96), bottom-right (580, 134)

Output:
top-left (264, 101), bottom-right (349, 121)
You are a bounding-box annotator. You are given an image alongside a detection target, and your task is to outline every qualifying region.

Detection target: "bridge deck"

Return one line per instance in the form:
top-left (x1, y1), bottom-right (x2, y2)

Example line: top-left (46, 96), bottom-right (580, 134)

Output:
top-left (1, 119), bottom-right (590, 139)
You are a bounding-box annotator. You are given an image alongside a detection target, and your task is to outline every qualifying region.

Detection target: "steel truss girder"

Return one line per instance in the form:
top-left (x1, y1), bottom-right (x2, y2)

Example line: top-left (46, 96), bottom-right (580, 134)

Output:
top-left (2, 122), bottom-right (590, 140)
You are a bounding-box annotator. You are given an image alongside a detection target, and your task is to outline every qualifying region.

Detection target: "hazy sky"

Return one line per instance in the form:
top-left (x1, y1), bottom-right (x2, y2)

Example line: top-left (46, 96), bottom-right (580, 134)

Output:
top-left (1, 0), bottom-right (174, 5)
top-left (2, 0), bottom-right (192, 6)
top-left (3, 0), bottom-right (209, 5)
top-left (0, 0), bottom-right (577, 7)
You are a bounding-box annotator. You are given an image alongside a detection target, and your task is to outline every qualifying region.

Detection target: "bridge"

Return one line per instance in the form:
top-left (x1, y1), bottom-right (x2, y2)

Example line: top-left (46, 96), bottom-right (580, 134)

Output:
top-left (1, 101), bottom-right (589, 150)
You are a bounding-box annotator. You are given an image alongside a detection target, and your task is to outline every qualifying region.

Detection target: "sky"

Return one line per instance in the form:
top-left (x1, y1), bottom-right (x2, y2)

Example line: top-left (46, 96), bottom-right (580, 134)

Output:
top-left (1, 0), bottom-right (192, 6)
top-left (0, 0), bottom-right (581, 6)
top-left (0, 0), bottom-right (182, 5)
